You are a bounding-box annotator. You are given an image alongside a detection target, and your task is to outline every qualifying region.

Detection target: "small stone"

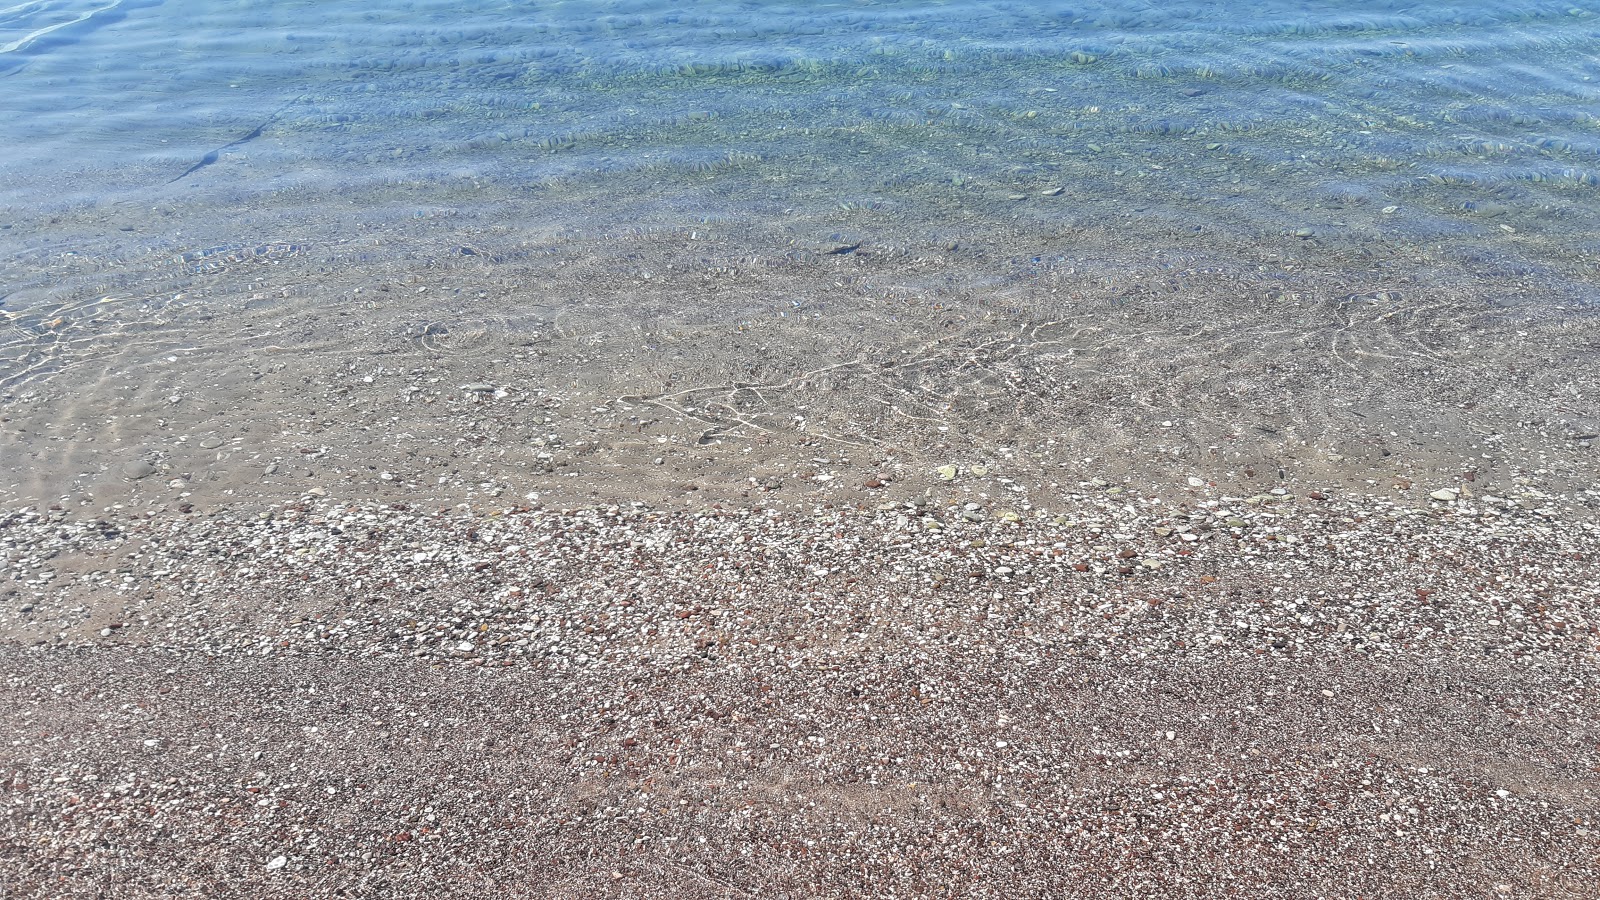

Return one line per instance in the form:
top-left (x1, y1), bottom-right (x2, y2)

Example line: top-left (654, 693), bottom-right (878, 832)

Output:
top-left (1430, 488), bottom-right (1459, 502)
top-left (1041, 187), bottom-right (1064, 197)
top-left (123, 461), bottom-right (158, 480)
top-left (265, 856), bottom-right (287, 871)
top-left (456, 641), bottom-right (476, 653)
top-left (970, 464), bottom-right (991, 477)
top-left (937, 465), bottom-right (959, 481)
top-left (1225, 517), bottom-right (1247, 529)
top-left (1186, 476), bottom-right (1205, 487)
top-left (461, 383), bottom-right (495, 393)
top-left (199, 436), bottom-right (225, 450)
top-left (863, 477), bottom-right (885, 489)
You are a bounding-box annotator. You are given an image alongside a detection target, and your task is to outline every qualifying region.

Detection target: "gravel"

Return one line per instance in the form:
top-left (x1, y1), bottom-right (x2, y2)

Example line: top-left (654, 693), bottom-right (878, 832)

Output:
top-left (1, 489), bottom-right (1596, 897)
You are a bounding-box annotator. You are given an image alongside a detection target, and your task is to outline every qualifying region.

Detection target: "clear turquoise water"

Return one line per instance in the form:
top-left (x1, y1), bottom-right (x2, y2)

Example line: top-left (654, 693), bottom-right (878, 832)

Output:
top-left (3, 0), bottom-right (1599, 389)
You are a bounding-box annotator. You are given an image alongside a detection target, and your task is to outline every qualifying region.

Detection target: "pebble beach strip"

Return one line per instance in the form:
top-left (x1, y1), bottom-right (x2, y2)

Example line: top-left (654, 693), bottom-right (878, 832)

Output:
top-left (3, 489), bottom-right (1598, 898)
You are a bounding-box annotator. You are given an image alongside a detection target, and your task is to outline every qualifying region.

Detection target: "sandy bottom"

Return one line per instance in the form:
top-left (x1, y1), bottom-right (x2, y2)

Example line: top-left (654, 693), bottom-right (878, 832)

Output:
top-left (4, 224), bottom-right (1598, 520)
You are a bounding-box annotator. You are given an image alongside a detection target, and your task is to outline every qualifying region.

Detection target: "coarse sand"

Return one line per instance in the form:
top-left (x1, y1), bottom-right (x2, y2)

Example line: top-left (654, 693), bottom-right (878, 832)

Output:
top-left (3, 490), bottom-right (1596, 898)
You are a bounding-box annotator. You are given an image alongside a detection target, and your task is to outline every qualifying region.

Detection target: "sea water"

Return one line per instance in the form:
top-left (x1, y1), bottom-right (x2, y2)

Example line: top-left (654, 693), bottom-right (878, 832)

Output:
top-left (2, 0), bottom-right (1598, 507)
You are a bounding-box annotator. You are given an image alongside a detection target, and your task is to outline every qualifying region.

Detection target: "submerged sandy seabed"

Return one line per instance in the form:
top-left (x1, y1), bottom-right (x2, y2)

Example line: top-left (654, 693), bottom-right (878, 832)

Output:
top-left (2, 215), bottom-right (1598, 520)
top-left (2, 218), bottom-right (1599, 897)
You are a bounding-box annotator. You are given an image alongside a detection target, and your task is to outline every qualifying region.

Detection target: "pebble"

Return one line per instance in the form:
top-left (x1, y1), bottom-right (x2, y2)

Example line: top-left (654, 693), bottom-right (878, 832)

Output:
top-left (123, 461), bottom-right (157, 480)
top-left (199, 437), bottom-right (225, 450)
top-left (1430, 488), bottom-right (1459, 502)
top-left (4, 488), bottom-right (1595, 895)
top-left (937, 465), bottom-right (959, 481)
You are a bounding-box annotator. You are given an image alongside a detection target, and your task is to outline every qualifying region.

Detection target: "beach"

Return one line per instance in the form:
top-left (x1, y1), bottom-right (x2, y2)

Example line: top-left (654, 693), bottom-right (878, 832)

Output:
top-left (4, 1), bottom-right (1600, 895)
top-left (4, 485), bottom-right (1598, 896)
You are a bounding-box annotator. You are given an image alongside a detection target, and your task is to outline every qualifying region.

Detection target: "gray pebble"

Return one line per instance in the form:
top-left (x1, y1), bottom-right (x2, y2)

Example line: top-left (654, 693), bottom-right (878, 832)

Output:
top-left (123, 461), bottom-right (158, 480)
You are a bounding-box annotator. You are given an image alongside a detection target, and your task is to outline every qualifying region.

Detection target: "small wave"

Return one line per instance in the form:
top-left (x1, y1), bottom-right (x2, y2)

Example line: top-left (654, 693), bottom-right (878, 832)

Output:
top-left (1, 0), bottom-right (115, 53)
top-left (0, 0), bottom-right (156, 59)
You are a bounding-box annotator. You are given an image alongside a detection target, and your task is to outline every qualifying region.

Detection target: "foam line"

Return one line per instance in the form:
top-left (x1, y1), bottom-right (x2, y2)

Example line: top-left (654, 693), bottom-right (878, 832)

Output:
top-left (0, 0), bottom-right (123, 54)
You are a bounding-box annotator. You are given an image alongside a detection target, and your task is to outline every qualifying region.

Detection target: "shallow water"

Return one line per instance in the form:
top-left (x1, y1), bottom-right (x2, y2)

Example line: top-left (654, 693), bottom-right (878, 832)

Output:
top-left (2, 0), bottom-right (1599, 510)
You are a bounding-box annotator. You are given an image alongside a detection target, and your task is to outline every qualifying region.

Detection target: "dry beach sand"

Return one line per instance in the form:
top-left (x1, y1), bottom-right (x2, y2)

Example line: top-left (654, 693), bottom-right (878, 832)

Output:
top-left (2, 489), bottom-right (1598, 897)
